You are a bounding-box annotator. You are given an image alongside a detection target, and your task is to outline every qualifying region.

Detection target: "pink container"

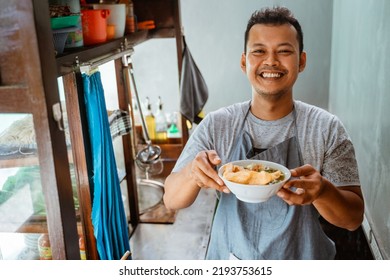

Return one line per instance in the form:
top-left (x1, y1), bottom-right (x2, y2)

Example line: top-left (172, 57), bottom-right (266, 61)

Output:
top-left (81, 9), bottom-right (110, 46)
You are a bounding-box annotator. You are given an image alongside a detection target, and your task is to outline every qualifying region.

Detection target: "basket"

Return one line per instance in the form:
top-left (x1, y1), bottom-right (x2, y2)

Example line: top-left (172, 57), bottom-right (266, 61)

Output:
top-left (52, 27), bottom-right (78, 54)
top-left (50, 15), bottom-right (80, 30)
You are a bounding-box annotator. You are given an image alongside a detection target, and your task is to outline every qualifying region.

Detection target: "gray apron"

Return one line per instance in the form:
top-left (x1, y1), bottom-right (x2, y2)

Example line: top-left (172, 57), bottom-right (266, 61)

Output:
top-left (206, 101), bottom-right (335, 260)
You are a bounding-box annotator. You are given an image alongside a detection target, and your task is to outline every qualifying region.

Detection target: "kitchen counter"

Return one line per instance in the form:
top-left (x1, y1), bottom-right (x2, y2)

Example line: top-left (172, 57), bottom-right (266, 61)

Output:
top-left (130, 188), bottom-right (217, 260)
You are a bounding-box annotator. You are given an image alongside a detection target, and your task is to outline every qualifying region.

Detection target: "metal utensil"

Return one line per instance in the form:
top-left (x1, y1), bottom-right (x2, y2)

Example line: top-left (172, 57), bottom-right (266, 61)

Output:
top-left (126, 57), bottom-right (161, 164)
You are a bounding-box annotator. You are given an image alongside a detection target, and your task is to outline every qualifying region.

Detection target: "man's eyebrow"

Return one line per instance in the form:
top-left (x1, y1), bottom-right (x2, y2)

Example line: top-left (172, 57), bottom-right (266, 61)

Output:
top-left (250, 43), bottom-right (266, 48)
top-left (250, 42), bottom-right (295, 48)
top-left (278, 42), bottom-right (295, 48)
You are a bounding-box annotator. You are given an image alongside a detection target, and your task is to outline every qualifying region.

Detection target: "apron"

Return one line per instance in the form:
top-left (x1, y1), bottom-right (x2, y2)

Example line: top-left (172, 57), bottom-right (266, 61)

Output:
top-left (206, 101), bottom-right (335, 260)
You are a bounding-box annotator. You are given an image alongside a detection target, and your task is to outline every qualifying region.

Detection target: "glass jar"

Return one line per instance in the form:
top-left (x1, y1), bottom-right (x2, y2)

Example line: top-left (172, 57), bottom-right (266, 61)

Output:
top-left (38, 234), bottom-right (52, 260)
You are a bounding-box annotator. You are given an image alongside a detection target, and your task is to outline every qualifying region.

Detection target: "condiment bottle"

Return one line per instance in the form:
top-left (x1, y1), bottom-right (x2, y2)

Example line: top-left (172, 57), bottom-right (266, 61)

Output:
top-left (38, 233), bottom-right (52, 260)
top-left (154, 96), bottom-right (168, 143)
top-left (79, 235), bottom-right (86, 260)
top-left (167, 112), bottom-right (182, 144)
top-left (144, 97), bottom-right (156, 140)
top-left (121, 0), bottom-right (136, 34)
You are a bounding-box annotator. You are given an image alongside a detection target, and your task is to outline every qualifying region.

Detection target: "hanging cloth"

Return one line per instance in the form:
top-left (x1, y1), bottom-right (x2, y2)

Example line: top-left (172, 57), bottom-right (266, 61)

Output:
top-left (179, 36), bottom-right (209, 125)
top-left (82, 70), bottom-right (131, 260)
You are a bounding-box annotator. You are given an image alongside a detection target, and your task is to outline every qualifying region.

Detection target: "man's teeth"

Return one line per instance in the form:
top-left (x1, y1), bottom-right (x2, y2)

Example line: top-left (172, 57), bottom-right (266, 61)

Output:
top-left (262, 72), bottom-right (281, 78)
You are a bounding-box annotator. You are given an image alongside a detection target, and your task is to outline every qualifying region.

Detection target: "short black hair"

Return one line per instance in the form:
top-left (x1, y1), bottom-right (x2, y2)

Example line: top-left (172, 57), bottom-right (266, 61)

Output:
top-left (244, 6), bottom-right (304, 54)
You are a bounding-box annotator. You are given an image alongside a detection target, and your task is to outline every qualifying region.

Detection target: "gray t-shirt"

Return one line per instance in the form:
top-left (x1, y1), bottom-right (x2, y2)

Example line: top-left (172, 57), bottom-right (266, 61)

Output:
top-left (173, 99), bottom-right (360, 259)
top-left (173, 100), bottom-right (360, 187)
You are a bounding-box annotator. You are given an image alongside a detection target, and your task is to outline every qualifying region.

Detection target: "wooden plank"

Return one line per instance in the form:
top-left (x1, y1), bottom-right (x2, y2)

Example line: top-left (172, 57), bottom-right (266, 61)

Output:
top-left (62, 72), bottom-right (99, 260)
top-left (32, 0), bottom-right (80, 260)
top-left (115, 58), bottom-right (140, 228)
top-left (0, 149), bottom-right (73, 169)
top-left (0, 86), bottom-right (33, 112)
top-left (56, 30), bottom-right (150, 77)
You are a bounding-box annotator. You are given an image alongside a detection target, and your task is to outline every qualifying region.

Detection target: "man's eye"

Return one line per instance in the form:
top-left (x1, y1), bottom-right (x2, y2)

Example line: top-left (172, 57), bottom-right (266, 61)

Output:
top-left (279, 49), bottom-right (293, 54)
top-left (253, 49), bottom-right (265, 54)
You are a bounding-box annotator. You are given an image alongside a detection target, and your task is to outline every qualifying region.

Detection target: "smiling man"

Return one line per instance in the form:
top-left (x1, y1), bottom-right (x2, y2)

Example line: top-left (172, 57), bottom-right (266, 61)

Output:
top-left (163, 6), bottom-right (364, 260)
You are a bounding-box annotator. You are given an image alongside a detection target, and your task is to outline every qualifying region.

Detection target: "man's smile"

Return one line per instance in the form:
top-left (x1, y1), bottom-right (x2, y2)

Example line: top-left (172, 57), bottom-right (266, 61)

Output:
top-left (258, 69), bottom-right (287, 80)
top-left (260, 71), bottom-right (284, 78)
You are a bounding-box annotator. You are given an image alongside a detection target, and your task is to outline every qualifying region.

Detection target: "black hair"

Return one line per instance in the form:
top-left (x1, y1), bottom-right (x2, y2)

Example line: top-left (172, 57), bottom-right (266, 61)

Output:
top-left (244, 6), bottom-right (304, 54)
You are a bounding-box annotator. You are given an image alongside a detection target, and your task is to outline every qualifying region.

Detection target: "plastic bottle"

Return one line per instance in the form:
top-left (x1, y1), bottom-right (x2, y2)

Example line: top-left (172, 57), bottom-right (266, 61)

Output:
top-left (167, 112), bottom-right (182, 144)
top-left (144, 97), bottom-right (156, 140)
top-left (154, 96), bottom-right (168, 143)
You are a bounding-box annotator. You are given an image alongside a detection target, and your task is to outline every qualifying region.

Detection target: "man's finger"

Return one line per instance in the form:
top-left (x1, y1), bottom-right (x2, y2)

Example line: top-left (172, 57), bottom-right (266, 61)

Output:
top-left (206, 150), bottom-right (222, 165)
top-left (199, 162), bottom-right (224, 186)
top-left (290, 164), bottom-right (315, 177)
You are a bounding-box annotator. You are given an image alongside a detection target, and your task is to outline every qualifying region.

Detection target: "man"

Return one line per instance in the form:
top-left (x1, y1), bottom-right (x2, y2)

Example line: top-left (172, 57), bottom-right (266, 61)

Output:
top-left (163, 6), bottom-right (364, 259)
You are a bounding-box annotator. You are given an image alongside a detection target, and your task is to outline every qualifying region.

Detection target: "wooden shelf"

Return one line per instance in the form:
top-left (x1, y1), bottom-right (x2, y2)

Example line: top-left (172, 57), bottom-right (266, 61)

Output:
top-left (55, 28), bottom-right (177, 77)
top-left (0, 153), bottom-right (40, 168)
top-left (0, 149), bottom-right (73, 168)
top-left (0, 0), bottom-right (184, 260)
top-left (55, 30), bottom-right (146, 76)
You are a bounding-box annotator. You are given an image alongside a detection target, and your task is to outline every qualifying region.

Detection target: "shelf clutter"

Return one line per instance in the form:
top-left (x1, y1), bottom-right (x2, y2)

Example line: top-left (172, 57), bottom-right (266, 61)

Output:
top-left (48, 0), bottom-right (147, 55)
top-left (134, 96), bottom-right (183, 146)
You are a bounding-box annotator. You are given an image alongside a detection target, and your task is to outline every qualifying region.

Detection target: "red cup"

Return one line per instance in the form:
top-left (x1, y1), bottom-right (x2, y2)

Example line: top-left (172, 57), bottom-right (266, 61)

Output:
top-left (81, 9), bottom-right (110, 45)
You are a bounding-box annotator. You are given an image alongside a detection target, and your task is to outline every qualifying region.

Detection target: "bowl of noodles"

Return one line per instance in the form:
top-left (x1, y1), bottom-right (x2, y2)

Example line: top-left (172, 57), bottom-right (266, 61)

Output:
top-left (218, 160), bottom-right (291, 203)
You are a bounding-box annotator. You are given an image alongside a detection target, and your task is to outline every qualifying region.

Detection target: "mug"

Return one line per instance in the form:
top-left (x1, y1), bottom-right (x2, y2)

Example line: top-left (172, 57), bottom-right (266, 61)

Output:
top-left (81, 9), bottom-right (109, 45)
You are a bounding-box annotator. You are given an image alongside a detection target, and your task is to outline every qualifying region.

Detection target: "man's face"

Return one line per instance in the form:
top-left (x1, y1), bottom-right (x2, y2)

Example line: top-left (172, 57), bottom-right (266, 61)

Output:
top-left (241, 23), bottom-right (306, 100)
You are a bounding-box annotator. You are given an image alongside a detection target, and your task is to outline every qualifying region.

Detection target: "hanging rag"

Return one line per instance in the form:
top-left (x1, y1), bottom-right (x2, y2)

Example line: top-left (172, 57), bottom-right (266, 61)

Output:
top-left (179, 36), bottom-right (209, 125)
top-left (82, 70), bottom-right (131, 260)
top-left (108, 109), bottom-right (132, 139)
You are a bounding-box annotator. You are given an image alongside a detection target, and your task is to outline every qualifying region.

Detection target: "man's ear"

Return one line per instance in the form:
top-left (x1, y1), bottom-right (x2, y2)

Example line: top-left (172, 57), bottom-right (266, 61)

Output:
top-left (299, 51), bottom-right (307, 72)
top-left (240, 52), bottom-right (247, 73)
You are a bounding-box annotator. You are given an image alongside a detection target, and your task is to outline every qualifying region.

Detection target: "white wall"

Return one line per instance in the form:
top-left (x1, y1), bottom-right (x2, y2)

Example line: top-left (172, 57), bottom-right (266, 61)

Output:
top-left (127, 0), bottom-right (333, 116)
top-left (329, 0), bottom-right (390, 260)
top-left (180, 0), bottom-right (333, 111)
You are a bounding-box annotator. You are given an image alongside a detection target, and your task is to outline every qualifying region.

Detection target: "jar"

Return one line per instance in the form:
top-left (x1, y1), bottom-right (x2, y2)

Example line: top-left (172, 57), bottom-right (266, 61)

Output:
top-left (79, 235), bottom-right (87, 260)
top-left (38, 234), bottom-right (52, 260)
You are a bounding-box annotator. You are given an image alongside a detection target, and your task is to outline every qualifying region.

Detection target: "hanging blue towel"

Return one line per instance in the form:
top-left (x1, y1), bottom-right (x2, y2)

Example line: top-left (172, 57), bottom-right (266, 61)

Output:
top-left (82, 71), bottom-right (131, 260)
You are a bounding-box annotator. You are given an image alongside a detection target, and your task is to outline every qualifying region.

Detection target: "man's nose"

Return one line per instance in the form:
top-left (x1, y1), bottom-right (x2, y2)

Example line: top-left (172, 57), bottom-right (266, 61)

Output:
top-left (264, 53), bottom-right (279, 66)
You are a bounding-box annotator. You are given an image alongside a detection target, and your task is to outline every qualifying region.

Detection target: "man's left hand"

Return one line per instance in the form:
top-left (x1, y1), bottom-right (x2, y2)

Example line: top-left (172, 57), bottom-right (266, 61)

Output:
top-left (277, 164), bottom-right (325, 205)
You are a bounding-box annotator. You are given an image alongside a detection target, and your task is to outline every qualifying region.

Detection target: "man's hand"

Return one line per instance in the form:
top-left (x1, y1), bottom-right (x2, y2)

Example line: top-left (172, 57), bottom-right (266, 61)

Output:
top-left (277, 164), bottom-right (324, 205)
top-left (189, 150), bottom-right (230, 193)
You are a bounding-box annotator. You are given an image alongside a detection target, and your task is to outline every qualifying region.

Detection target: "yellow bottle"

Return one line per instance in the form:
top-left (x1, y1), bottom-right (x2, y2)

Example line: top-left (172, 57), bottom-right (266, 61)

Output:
top-left (144, 97), bottom-right (156, 140)
top-left (154, 96), bottom-right (168, 143)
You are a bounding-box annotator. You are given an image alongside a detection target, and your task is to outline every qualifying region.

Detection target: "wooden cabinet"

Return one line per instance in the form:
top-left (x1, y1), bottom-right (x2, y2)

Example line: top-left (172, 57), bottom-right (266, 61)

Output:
top-left (0, 0), bottom-right (80, 260)
top-left (0, 0), bottom-right (185, 260)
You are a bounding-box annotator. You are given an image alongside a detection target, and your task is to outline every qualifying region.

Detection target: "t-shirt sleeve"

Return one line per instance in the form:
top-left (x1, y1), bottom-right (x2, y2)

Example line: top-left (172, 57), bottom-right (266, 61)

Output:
top-left (321, 116), bottom-right (360, 186)
top-left (171, 115), bottom-right (214, 173)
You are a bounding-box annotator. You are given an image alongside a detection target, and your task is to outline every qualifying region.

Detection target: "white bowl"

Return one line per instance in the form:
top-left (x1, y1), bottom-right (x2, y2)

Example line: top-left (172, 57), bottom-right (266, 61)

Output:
top-left (218, 160), bottom-right (291, 203)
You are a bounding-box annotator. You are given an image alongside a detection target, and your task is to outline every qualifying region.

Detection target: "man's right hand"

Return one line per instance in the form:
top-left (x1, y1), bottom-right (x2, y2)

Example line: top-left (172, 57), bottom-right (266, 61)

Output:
top-left (189, 150), bottom-right (230, 193)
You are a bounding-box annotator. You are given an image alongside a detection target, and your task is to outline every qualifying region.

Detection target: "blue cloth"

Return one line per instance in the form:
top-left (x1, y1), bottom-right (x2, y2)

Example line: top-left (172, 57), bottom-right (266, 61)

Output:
top-left (83, 71), bottom-right (131, 260)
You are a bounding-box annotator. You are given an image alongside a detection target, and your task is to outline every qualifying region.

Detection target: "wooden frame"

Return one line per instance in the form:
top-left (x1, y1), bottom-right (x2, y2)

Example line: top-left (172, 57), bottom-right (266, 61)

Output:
top-left (0, 0), bottom-right (185, 260)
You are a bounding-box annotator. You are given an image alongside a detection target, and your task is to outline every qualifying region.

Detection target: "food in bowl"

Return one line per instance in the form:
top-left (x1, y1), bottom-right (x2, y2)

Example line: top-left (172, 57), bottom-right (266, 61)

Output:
top-left (218, 160), bottom-right (291, 203)
top-left (222, 162), bottom-right (285, 185)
